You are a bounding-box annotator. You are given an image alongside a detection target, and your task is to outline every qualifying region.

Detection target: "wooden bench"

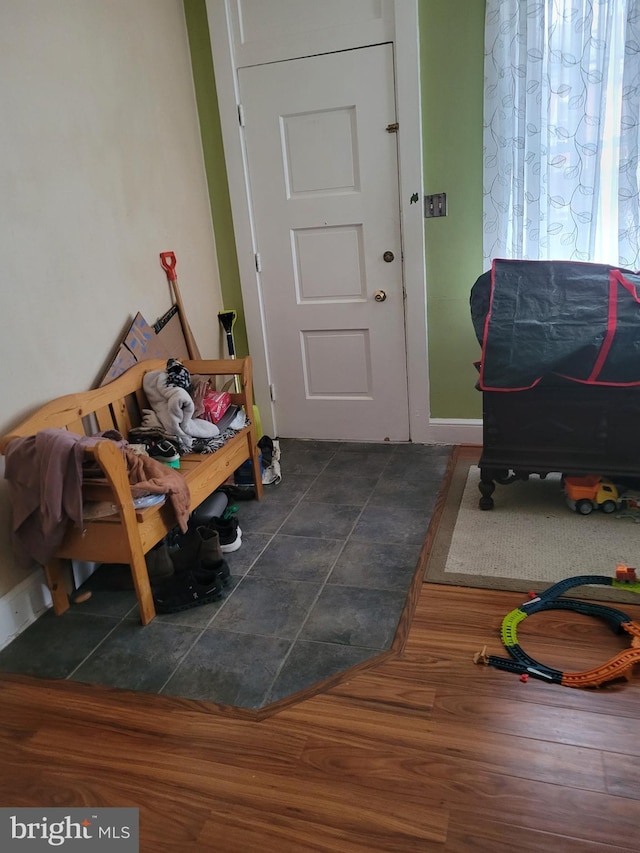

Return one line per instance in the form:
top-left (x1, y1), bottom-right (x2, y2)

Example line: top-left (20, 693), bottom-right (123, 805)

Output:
top-left (0, 357), bottom-right (263, 625)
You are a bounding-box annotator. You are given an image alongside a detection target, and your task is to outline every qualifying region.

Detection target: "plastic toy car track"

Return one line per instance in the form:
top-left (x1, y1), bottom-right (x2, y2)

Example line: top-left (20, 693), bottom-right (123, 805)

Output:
top-left (473, 574), bottom-right (640, 688)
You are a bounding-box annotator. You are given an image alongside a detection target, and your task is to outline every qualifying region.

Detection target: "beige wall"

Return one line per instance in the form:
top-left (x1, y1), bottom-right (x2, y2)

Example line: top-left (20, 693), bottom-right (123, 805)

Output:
top-left (0, 1), bottom-right (221, 602)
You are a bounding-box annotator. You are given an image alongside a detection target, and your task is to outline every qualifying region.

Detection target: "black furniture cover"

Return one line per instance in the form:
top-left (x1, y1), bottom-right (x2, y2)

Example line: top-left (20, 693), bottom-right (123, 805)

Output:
top-left (471, 259), bottom-right (640, 391)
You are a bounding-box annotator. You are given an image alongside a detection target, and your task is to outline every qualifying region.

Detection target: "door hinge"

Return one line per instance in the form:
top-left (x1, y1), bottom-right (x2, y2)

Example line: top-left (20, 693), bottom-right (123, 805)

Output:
top-left (269, 383), bottom-right (276, 401)
top-left (386, 122), bottom-right (399, 133)
top-left (238, 104), bottom-right (245, 127)
top-left (254, 252), bottom-right (262, 272)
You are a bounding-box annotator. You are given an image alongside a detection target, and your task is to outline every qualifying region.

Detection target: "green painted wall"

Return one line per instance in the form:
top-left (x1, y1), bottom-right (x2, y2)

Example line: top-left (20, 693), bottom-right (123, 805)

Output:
top-left (420, 0), bottom-right (485, 418)
top-left (185, 0), bottom-right (485, 417)
top-left (183, 0), bottom-right (249, 357)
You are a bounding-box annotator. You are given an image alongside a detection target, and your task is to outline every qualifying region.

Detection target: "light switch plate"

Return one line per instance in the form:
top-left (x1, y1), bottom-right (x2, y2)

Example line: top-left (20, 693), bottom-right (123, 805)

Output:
top-left (424, 193), bottom-right (447, 218)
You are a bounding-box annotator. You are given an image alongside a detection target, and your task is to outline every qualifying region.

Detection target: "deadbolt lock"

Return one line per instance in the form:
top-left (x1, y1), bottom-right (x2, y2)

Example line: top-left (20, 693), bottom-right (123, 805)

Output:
top-left (383, 251), bottom-right (394, 263)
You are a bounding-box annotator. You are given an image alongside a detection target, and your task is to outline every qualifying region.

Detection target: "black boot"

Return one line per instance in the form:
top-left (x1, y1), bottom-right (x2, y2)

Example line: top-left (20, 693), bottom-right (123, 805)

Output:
top-left (146, 542), bottom-right (175, 582)
top-left (171, 527), bottom-right (223, 574)
top-left (99, 541), bottom-right (174, 590)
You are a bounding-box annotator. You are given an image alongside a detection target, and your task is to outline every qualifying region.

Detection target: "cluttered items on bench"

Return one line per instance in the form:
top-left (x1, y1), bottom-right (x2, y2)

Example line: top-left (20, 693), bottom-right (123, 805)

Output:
top-left (0, 356), bottom-right (263, 625)
top-left (128, 358), bottom-right (247, 456)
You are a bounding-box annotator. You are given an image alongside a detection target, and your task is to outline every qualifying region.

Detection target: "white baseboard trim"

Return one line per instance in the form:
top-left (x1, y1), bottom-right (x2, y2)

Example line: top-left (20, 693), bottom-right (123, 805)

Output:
top-left (0, 560), bottom-right (99, 651)
top-left (426, 418), bottom-right (483, 446)
top-left (0, 568), bottom-right (51, 652)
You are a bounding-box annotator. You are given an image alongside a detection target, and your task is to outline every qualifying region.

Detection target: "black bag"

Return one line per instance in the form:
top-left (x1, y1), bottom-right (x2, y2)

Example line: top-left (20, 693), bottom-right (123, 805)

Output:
top-left (471, 259), bottom-right (640, 390)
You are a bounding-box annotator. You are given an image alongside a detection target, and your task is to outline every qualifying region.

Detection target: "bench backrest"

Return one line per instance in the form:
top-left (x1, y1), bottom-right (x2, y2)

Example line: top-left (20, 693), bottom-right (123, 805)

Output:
top-left (0, 357), bottom-right (254, 454)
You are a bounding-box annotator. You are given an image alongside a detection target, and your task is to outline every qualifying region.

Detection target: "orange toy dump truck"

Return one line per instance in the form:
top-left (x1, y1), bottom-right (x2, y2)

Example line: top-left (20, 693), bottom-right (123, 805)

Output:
top-left (563, 475), bottom-right (620, 515)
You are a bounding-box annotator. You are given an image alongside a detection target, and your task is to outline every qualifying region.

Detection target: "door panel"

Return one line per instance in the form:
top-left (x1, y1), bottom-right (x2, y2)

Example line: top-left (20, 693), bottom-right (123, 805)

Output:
top-left (227, 0), bottom-right (394, 67)
top-left (238, 43), bottom-right (409, 440)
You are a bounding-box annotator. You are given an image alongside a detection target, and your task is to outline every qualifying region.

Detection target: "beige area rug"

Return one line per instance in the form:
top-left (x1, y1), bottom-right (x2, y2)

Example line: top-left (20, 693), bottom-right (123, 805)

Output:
top-left (425, 449), bottom-right (640, 604)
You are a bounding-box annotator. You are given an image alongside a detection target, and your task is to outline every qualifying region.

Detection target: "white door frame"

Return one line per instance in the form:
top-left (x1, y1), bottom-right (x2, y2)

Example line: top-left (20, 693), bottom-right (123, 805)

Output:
top-left (206, 0), bottom-right (432, 442)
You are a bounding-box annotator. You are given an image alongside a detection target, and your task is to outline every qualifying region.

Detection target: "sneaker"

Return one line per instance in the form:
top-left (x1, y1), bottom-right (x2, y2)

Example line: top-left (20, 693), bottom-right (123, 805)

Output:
top-left (146, 439), bottom-right (180, 469)
top-left (207, 514), bottom-right (242, 553)
top-left (153, 565), bottom-right (225, 613)
top-left (200, 557), bottom-right (231, 588)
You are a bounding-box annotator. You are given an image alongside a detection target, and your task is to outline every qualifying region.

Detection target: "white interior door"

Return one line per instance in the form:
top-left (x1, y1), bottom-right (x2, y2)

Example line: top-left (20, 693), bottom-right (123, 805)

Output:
top-left (238, 44), bottom-right (410, 441)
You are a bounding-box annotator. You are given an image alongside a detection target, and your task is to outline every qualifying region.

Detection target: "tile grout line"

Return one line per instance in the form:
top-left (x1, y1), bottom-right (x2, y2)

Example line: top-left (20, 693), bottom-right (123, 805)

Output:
top-left (259, 450), bottom-right (397, 706)
top-left (66, 606), bottom-right (137, 680)
top-left (159, 443), bottom-right (398, 702)
top-left (157, 446), bottom-right (338, 696)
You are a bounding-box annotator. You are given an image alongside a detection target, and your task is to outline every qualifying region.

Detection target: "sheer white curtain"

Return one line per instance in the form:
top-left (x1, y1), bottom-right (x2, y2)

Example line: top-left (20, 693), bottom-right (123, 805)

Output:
top-left (483, 0), bottom-right (640, 268)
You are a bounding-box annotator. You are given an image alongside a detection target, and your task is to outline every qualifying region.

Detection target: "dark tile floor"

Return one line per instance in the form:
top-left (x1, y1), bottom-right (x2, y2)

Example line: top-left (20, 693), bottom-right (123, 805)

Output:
top-left (0, 440), bottom-right (452, 710)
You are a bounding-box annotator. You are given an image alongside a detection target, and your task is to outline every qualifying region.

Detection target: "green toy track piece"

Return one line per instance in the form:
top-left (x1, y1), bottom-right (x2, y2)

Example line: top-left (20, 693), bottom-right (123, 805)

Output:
top-left (500, 607), bottom-right (528, 648)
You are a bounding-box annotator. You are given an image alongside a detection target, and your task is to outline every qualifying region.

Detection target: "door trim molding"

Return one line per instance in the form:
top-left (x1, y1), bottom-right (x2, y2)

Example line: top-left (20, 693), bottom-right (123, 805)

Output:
top-left (206, 0), bottom-right (431, 442)
top-left (392, 1), bottom-right (430, 444)
top-left (206, 0), bottom-right (274, 433)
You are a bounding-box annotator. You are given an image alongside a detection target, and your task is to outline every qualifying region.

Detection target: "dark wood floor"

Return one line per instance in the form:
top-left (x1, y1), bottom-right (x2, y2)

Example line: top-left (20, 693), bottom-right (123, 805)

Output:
top-left (2, 582), bottom-right (640, 852)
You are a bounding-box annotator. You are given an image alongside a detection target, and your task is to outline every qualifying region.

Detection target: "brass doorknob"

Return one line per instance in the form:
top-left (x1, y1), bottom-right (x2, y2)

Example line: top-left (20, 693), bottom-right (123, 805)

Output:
top-left (383, 251), bottom-right (394, 262)
top-left (374, 290), bottom-right (387, 302)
